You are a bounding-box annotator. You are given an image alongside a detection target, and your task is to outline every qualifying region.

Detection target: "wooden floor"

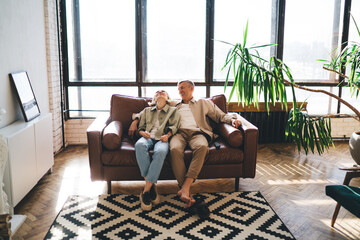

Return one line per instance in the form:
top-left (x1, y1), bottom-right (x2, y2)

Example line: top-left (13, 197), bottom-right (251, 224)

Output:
top-left (12, 142), bottom-right (360, 240)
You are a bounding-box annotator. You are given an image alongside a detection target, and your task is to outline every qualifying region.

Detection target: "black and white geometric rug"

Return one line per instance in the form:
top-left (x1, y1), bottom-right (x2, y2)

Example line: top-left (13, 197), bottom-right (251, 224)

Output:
top-left (45, 192), bottom-right (295, 240)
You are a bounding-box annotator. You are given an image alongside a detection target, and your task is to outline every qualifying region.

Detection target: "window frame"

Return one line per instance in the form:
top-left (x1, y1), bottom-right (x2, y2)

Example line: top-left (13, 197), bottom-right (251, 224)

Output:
top-left (60, 0), bottom-right (353, 119)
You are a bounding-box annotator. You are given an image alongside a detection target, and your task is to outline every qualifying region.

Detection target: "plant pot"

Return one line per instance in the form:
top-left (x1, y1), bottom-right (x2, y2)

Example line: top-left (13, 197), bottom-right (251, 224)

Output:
top-left (349, 131), bottom-right (360, 165)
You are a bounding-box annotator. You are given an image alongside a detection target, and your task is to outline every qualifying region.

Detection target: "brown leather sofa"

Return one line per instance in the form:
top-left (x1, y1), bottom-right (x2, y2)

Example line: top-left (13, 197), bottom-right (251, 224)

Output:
top-left (87, 94), bottom-right (258, 194)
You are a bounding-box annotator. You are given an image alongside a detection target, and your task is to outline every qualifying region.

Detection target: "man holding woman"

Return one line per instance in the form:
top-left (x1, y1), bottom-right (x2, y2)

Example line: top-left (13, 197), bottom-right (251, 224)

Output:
top-left (132, 81), bottom-right (242, 218)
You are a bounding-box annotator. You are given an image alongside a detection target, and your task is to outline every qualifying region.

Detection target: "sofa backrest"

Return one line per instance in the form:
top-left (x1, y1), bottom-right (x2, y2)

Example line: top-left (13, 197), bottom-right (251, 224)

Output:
top-left (110, 94), bottom-right (150, 130)
top-left (109, 93), bottom-right (228, 131)
top-left (208, 94), bottom-right (227, 113)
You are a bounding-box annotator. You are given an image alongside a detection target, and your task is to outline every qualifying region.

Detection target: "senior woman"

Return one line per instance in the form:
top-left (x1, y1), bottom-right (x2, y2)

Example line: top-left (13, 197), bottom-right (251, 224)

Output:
top-left (135, 90), bottom-right (180, 211)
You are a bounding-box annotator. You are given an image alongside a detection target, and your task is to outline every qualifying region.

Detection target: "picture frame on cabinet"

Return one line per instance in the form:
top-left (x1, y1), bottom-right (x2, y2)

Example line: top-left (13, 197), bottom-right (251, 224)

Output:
top-left (9, 71), bottom-right (40, 122)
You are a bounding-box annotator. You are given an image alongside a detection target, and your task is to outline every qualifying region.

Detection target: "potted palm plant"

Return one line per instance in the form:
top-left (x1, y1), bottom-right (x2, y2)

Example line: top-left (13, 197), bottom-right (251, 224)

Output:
top-left (221, 17), bottom-right (360, 162)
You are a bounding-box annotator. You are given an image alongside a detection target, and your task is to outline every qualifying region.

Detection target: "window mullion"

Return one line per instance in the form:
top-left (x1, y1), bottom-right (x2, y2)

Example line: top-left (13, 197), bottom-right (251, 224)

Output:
top-left (136, 0), bottom-right (147, 96)
top-left (270, 0), bottom-right (285, 59)
top-left (205, 0), bottom-right (214, 97)
top-left (337, 0), bottom-right (352, 114)
top-left (60, 0), bottom-right (70, 120)
top-left (72, 0), bottom-right (83, 116)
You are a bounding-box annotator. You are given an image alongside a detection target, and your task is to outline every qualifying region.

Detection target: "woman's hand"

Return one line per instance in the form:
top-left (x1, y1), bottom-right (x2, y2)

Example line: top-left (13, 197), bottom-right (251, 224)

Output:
top-left (160, 133), bottom-right (171, 142)
top-left (128, 119), bottom-right (139, 137)
top-left (140, 131), bottom-right (151, 139)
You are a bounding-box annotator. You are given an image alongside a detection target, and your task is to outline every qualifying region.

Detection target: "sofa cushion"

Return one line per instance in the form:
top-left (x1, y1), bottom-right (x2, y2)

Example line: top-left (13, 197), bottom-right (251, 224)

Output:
top-left (110, 94), bottom-right (149, 130)
top-left (102, 121), bottom-right (123, 150)
top-left (206, 139), bottom-right (243, 164)
top-left (102, 138), bottom-right (137, 165)
top-left (101, 139), bottom-right (243, 166)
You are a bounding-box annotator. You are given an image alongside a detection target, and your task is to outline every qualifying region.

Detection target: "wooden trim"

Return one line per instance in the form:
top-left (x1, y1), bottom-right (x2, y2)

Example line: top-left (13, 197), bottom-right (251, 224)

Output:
top-left (227, 102), bottom-right (307, 112)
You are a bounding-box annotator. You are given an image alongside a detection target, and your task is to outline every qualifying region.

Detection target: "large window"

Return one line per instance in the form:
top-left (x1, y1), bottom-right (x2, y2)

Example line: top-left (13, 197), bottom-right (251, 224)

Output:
top-left (66, 0), bottom-right (136, 82)
top-left (147, 0), bottom-right (206, 82)
top-left (68, 86), bottom-right (138, 117)
top-left (61, 0), bottom-right (356, 118)
top-left (341, 0), bottom-right (360, 115)
top-left (283, 0), bottom-right (344, 82)
top-left (213, 0), bottom-right (272, 81)
top-left (348, 0), bottom-right (360, 43)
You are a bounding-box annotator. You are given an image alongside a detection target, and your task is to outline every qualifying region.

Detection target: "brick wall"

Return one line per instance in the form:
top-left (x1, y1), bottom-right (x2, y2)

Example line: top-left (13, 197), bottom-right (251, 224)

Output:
top-left (330, 117), bottom-right (360, 139)
top-left (65, 119), bottom-right (94, 145)
top-left (44, 0), bottom-right (63, 153)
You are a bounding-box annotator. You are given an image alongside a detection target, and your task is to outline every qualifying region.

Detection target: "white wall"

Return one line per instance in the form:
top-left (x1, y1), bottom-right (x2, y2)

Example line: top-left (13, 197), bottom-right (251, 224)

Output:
top-left (0, 0), bottom-right (49, 128)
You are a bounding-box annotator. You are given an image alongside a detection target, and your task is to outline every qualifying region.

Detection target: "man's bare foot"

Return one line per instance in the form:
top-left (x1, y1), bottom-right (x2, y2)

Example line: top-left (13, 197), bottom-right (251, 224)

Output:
top-left (177, 189), bottom-right (196, 208)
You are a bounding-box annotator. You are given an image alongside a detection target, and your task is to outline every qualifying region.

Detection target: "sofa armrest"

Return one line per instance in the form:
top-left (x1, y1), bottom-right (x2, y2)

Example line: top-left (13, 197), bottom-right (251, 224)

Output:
top-left (218, 123), bottom-right (243, 147)
top-left (87, 114), bottom-right (110, 180)
top-left (231, 113), bottom-right (258, 178)
top-left (102, 120), bottom-right (123, 150)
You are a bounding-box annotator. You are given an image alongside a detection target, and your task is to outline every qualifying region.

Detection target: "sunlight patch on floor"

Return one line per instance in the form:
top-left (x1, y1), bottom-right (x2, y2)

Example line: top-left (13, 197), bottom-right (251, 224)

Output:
top-left (55, 165), bottom-right (106, 212)
top-left (256, 162), bottom-right (326, 176)
top-left (291, 199), bottom-right (334, 206)
top-left (319, 218), bottom-right (360, 240)
top-left (267, 179), bottom-right (337, 185)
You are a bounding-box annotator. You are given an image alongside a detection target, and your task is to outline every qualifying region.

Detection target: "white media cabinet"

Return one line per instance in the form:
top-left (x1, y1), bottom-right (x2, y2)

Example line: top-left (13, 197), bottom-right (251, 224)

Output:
top-left (0, 113), bottom-right (54, 210)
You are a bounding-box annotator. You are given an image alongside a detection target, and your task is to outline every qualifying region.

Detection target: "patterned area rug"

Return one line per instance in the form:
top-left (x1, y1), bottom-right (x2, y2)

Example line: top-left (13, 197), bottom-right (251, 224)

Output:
top-left (45, 192), bottom-right (295, 240)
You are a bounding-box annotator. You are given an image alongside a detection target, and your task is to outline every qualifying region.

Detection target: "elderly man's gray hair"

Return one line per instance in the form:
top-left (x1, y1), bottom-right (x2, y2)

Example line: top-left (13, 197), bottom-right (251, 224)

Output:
top-left (177, 80), bottom-right (195, 87)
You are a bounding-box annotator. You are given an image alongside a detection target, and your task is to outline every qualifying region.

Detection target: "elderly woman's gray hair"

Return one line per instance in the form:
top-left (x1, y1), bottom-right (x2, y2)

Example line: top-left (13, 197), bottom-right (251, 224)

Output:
top-left (151, 90), bottom-right (170, 105)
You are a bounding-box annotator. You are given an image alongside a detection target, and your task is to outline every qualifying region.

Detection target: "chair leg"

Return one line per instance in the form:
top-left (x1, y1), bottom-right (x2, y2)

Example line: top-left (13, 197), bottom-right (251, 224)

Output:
top-left (235, 178), bottom-right (239, 192)
top-left (331, 203), bottom-right (341, 227)
top-left (107, 180), bottom-right (112, 194)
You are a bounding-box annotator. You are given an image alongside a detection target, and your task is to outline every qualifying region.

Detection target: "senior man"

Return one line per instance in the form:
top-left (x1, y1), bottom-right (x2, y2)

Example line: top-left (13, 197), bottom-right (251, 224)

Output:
top-left (129, 80), bottom-right (241, 218)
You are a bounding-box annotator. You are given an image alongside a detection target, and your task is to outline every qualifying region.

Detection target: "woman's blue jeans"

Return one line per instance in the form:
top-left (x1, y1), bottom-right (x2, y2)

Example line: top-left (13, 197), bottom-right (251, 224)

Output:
top-left (135, 137), bottom-right (169, 183)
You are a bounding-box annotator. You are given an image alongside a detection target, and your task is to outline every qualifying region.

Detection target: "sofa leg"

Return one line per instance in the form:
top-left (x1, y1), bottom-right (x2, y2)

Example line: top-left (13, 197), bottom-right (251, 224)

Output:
top-left (235, 178), bottom-right (239, 192)
top-left (107, 180), bottom-right (112, 194)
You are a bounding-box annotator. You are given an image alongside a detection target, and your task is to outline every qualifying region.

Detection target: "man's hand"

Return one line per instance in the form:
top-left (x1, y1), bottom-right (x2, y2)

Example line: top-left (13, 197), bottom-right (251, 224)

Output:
top-left (232, 119), bottom-right (242, 128)
top-left (139, 131), bottom-right (151, 139)
top-left (128, 119), bottom-right (139, 137)
top-left (160, 134), bottom-right (170, 142)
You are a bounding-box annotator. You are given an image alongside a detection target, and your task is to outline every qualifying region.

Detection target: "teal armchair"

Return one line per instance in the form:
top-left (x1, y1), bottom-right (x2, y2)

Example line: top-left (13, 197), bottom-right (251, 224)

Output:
top-left (325, 168), bottom-right (360, 227)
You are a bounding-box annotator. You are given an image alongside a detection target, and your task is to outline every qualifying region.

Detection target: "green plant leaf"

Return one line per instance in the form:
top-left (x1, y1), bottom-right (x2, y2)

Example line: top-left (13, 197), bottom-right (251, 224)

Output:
top-left (351, 13), bottom-right (360, 38)
top-left (243, 20), bottom-right (249, 48)
top-left (248, 43), bottom-right (277, 49)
